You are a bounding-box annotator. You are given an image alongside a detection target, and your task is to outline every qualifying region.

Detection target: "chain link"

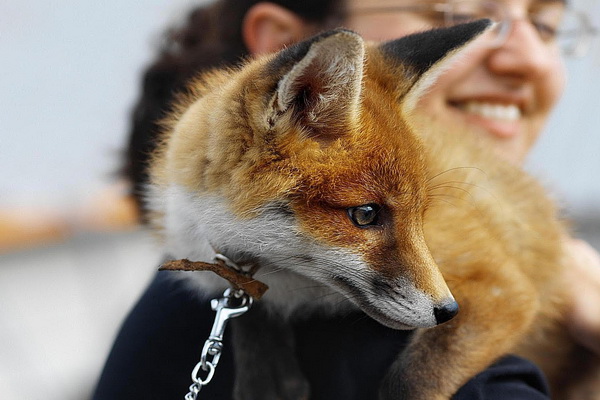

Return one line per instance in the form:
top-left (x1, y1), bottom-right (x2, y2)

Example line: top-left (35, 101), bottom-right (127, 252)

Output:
top-left (184, 360), bottom-right (216, 400)
top-left (183, 272), bottom-right (253, 400)
top-left (200, 339), bottom-right (223, 370)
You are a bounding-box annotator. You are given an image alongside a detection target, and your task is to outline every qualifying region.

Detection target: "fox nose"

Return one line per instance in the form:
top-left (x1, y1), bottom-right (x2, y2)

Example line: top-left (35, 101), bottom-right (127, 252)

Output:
top-left (434, 300), bottom-right (459, 325)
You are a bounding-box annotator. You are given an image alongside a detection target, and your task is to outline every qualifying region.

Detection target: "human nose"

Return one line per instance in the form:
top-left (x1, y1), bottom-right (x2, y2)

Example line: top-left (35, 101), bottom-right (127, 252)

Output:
top-left (485, 19), bottom-right (557, 80)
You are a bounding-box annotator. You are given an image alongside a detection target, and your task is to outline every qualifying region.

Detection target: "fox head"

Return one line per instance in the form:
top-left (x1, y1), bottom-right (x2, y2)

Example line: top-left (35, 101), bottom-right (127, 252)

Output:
top-left (150, 20), bottom-right (493, 329)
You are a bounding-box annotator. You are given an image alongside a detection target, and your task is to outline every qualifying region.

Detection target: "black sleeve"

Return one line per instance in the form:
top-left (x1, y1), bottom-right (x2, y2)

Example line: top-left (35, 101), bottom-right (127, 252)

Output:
top-left (93, 272), bottom-right (550, 400)
top-left (293, 316), bottom-right (550, 400)
top-left (452, 355), bottom-right (550, 400)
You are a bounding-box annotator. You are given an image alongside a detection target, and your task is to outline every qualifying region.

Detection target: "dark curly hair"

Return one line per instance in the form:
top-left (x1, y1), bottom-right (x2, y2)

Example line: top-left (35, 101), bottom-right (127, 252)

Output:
top-left (123, 0), bottom-right (346, 219)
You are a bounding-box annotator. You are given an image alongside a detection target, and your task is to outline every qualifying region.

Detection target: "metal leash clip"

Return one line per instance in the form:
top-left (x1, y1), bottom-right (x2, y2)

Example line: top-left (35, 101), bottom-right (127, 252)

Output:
top-left (184, 259), bottom-right (253, 400)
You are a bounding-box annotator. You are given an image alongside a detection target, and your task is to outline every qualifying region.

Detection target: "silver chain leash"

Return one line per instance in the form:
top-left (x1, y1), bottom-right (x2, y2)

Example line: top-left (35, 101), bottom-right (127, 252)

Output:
top-left (184, 271), bottom-right (253, 399)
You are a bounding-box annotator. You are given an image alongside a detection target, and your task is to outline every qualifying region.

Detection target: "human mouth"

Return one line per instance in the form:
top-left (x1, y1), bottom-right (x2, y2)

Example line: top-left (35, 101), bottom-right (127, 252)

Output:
top-left (450, 100), bottom-right (523, 138)
top-left (462, 101), bottom-right (521, 121)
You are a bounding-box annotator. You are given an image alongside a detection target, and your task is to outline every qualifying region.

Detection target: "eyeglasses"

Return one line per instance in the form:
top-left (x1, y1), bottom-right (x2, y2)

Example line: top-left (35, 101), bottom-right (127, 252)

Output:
top-left (347, 1), bottom-right (598, 57)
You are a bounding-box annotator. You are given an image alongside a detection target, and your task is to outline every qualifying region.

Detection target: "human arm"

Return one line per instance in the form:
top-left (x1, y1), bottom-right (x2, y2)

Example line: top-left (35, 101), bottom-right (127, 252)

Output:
top-left (563, 237), bottom-right (600, 354)
top-left (452, 355), bottom-right (550, 400)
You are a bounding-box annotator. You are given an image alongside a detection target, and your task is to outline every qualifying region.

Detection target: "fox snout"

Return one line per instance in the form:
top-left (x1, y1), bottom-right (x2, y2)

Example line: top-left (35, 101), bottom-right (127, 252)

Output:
top-left (339, 268), bottom-right (458, 330)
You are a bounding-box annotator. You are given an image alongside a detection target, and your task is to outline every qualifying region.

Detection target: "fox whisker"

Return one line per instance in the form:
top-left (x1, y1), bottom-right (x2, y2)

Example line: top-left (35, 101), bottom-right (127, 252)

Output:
top-left (425, 166), bottom-right (487, 184)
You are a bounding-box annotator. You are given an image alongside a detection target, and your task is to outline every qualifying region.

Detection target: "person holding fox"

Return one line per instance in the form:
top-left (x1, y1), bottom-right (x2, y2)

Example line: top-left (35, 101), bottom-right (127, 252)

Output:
top-left (95, 0), bottom-right (600, 399)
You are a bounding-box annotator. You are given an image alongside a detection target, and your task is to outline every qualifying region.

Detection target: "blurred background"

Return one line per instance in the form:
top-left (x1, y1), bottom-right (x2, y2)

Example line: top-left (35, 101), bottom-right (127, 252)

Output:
top-left (1, 0), bottom-right (598, 398)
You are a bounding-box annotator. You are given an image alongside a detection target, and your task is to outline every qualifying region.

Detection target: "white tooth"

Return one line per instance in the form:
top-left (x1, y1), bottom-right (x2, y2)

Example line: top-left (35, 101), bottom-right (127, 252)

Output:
top-left (506, 104), bottom-right (520, 121)
top-left (462, 101), bottom-right (521, 121)
top-left (481, 103), bottom-right (495, 118)
top-left (497, 105), bottom-right (508, 119)
top-left (492, 105), bottom-right (502, 119)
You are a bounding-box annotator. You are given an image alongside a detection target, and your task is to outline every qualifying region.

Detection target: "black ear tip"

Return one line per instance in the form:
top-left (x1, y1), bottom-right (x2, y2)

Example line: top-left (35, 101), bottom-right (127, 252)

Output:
top-left (479, 18), bottom-right (494, 29)
top-left (327, 27), bottom-right (361, 37)
top-left (415, 18), bottom-right (494, 42)
top-left (265, 28), bottom-right (363, 78)
top-left (453, 18), bottom-right (494, 35)
top-left (318, 28), bottom-right (364, 47)
top-left (314, 28), bottom-right (365, 50)
top-left (379, 18), bottom-right (495, 75)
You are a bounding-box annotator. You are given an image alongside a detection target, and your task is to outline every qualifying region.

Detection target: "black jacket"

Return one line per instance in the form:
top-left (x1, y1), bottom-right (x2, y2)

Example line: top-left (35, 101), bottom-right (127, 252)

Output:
top-left (93, 272), bottom-right (550, 400)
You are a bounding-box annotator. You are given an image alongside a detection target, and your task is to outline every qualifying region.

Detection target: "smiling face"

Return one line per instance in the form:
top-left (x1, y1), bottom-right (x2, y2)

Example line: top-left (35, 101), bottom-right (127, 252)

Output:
top-left (344, 0), bottom-right (566, 164)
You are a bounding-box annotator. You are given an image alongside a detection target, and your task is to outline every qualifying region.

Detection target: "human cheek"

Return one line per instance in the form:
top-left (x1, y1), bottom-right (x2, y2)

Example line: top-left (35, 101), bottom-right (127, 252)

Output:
top-left (526, 54), bottom-right (565, 146)
top-left (413, 62), bottom-right (480, 129)
top-left (537, 55), bottom-right (565, 113)
top-left (344, 14), bottom-right (432, 42)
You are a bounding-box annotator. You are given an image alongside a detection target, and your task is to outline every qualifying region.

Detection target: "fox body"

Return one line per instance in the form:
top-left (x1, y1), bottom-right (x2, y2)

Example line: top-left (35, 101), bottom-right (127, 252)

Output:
top-left (149, 21), bottom-right (599, 400)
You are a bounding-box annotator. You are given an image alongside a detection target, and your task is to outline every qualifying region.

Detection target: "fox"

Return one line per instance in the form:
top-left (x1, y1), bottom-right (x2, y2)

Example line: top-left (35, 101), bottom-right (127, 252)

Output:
top-left (148, 20), bottom-right (600, 400)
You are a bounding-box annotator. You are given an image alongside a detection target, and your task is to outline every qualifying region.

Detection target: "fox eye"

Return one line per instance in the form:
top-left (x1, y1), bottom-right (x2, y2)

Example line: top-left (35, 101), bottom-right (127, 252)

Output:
top-left (347, 204), bottom-right (381, 228)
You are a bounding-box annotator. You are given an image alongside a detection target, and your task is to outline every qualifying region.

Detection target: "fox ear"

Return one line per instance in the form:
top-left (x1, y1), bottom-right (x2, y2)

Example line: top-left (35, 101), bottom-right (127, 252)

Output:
top-left (267, 29), bottom-right (364, 140)
top-left (378, 19), bottom-right (493, 116)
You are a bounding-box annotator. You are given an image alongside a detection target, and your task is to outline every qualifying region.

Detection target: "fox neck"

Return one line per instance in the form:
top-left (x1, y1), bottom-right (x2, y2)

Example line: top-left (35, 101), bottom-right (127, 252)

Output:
top-left (161, 185), bottom-right (354, 318)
